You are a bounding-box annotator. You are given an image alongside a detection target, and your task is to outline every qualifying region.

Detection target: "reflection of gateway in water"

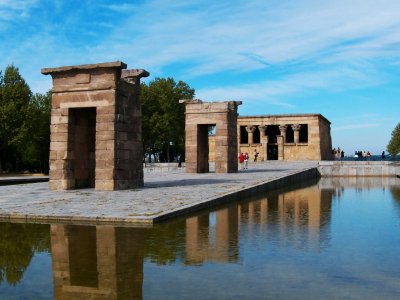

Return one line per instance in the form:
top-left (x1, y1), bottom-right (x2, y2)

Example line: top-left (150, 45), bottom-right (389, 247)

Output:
top-left (50, 184), bottom-right (333, 299)
top-left (51, 225), bottom-right (146, 299)
top-left (185, 205), bottom-right (240, 265)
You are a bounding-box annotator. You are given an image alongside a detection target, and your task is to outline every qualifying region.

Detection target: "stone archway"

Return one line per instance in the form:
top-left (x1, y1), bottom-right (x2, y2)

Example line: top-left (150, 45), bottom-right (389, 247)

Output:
top-left (180, 100), bottom-right (241, 173)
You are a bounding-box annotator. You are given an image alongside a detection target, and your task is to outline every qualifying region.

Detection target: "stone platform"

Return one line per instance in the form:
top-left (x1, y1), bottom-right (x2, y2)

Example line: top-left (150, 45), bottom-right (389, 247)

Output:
top-left (0, 161), bottom-right (319, 226)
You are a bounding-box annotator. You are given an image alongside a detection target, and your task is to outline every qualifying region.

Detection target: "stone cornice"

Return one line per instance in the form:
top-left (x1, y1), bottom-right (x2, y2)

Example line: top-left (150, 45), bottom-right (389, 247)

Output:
top-left (41, 61), bottom-right (127, 75)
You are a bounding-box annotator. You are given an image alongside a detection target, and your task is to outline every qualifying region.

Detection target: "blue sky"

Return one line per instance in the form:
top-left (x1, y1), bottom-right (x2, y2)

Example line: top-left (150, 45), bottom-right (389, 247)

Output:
top-left (1, 0), bottom-right (399, 155)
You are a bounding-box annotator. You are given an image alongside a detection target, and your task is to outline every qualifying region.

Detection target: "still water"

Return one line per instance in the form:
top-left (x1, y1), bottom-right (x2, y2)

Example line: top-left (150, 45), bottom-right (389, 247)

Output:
top-left (1, 177), bottom-right (400, 299)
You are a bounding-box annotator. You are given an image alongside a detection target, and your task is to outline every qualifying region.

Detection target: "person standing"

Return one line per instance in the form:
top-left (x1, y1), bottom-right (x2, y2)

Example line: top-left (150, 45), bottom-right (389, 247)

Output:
top-left (253, 149), bottom-right (259, 162)
top-left (381, 151), bottom-right (386, 160)
top-left (239, 152), bottom-right (244, 170)
top-left (244, 153), bottom-right (249, 169)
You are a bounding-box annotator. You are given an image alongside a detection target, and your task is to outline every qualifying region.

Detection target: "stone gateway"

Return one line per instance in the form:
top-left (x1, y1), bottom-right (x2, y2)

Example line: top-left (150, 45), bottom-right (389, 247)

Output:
top-left (42, 62), bottom-right (149, 190)
top-left (180, 99), bottom-right (242, 173)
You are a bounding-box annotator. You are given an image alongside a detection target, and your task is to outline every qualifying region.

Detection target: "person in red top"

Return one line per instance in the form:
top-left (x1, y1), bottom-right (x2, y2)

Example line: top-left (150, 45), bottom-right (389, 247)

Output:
top-left (239, 152), bottom-right (244, 170)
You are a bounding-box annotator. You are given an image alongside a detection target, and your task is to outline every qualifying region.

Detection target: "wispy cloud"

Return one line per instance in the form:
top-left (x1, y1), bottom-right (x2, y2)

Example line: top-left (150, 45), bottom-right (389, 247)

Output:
top-left (2, 0), bottom-right (400, 98)
top-left (0, 0), bottom-right (37, 21)
top-left (100, 3), bottom-right (138, 14)
top-left (196, 65), bottom-right (381, 105)
top-left (333, 123), bottom-right (380, 131)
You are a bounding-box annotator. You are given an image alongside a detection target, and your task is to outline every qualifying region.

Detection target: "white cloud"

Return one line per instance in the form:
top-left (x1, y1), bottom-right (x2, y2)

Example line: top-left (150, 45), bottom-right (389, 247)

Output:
top-left (0, 0), bottom-right (37, 21)
top-left (2, 0), bottom-right (400, 98)
top-left (332, 123), bottom-right (380, 131)
top-left (100, 3), bottom-right (138, 13)
top-left (196, 65), bottom-right (381, 104)
top-left (63, 0), bottom-right (400, 98)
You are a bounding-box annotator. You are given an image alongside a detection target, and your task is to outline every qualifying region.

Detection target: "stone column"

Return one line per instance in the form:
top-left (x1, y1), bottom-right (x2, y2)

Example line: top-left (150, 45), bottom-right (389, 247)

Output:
top-left (258, 125), bottom-right (267, 139)
top-left (258, 125), bottom-right (268, 160)
top-left (292, 124), bottom-right (301, 143)
top-left (277, 135), bottom-right (284, 160)
top-left (278, 125), bottom-right (287, 143)
top-left (245, 125), bottom-right (256, 145)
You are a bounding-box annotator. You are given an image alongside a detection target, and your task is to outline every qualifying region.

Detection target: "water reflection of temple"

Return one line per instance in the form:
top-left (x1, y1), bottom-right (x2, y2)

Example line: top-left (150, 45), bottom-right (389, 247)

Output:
top-left (50, 183), bottom-right (334, 299)
top-left (239, 186), bottom-right (333, 251)
top-left (185, 184), bottom-right (333, 263)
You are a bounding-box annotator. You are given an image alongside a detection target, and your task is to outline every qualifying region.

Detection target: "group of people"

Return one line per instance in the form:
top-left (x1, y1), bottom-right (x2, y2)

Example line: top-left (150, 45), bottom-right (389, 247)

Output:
top-left (333, 148), bottom-right (387, 161)
top-left (354, 150), bottom-right (372, 161)
top-left (238, 152), bottom-right (249, 169)
top-left (238, 149), bottom-right (259, 170)
top-left (332, 147), bottom-right (345, 160)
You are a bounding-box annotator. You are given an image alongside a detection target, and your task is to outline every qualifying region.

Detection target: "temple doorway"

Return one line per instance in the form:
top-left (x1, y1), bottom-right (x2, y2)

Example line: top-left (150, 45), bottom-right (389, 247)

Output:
top-left (267, 145), bottom-right (278, 160)
top-left (69, 108), bottom-right (96, 188)
top-left (197, 124), bottom-right (212, 173)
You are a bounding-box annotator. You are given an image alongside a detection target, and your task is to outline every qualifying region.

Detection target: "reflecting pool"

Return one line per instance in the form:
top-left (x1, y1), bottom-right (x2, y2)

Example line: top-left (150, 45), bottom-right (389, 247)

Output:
top-left (1, 177), bottom-right (400, 299)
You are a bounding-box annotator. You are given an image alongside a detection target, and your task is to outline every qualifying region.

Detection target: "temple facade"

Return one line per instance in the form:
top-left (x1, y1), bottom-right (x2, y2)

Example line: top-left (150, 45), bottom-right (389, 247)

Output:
top-left (210, 113), bottom-right (332, 161)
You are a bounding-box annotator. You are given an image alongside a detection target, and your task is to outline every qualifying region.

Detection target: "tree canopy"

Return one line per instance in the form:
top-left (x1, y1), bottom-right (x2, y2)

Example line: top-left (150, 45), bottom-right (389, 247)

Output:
top-left (387, 122), bottom-right (400, 158)
top-left (0, 65), bottom-right (51, 172)
top-left (141, 77), bottom-right (195, 162)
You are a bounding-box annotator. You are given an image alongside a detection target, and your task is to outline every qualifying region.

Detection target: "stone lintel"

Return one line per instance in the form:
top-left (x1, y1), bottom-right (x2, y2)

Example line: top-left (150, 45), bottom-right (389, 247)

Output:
top-left (41, 61), bottom-right (127, 75)
top-left (180, 99), bottom-right (242, 113)
top-left (180, 99), bottom-right (242, 105)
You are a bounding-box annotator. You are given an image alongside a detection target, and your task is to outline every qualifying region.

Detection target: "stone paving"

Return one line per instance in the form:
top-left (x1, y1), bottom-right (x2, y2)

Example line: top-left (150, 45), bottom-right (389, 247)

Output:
top-left (0, 161), bottom-right (318, 226)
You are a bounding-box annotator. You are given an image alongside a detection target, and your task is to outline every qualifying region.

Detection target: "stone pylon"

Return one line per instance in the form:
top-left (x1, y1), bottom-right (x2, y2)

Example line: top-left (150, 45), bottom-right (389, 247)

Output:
top-left (180, 99), bottom-right (242, 173)
top-left (42, 61), bottom-right (149, 190)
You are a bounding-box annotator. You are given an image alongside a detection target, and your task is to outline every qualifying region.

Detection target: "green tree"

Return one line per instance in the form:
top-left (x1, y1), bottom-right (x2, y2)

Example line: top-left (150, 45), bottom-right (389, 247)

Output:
top-left (21, 91), bottom-right (51, 172)
top-left (0, 65), bottom-right (32, 171)
top-left (387, 122), bottom-right (400, 158)
top-left (141, 78), bottom-right (195, 162)
top-left (0, 65), bottom-right (51, 173)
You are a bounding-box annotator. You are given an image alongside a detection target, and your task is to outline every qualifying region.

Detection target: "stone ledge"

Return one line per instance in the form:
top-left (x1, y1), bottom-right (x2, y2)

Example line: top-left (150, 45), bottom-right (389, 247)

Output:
top-left (317, 161), bottom-right (400, 177)
top-left (41, 61), bottom-right (127, 75)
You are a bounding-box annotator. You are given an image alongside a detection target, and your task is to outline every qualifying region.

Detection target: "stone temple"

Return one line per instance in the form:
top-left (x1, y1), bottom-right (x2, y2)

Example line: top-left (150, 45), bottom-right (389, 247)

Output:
top-left (42, 62), bottom-right (148, 190)
top-left (209, 114), bottom-right (332, 162)
top-left (237, 114), bottom-right (332, 161)
top-left (42, 60), bottom-right (332, 189)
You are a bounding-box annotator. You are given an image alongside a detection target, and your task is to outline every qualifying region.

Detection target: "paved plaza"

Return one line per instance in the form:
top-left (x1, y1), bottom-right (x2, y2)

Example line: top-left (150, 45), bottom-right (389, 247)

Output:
top-left (0, 161), bottom-right (318, 226)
